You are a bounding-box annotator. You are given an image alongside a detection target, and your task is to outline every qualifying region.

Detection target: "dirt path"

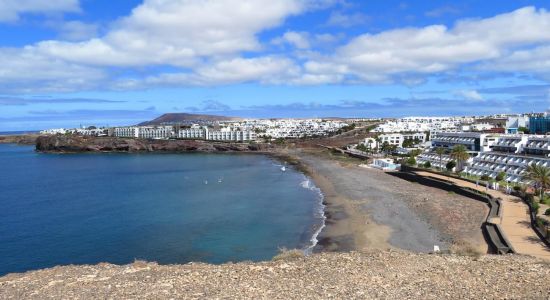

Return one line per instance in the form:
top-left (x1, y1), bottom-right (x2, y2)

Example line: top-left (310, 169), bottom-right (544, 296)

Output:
top-left (414, 171), bottom-right (550, 261)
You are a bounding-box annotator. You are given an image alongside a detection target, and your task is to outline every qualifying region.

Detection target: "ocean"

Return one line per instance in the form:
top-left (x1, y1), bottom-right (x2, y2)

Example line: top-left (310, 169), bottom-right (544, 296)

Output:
top-left (0, 144), bottom-right (324, 276)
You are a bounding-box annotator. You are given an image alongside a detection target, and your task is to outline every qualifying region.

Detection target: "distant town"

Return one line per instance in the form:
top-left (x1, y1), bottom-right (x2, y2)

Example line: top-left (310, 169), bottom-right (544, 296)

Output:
top-left (38, 112), bottom-right (550, 186)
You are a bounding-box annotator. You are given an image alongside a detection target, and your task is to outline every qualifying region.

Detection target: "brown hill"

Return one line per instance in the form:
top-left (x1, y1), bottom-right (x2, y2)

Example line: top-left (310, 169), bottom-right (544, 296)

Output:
top-left (138, 113), bottom-right (241, 126)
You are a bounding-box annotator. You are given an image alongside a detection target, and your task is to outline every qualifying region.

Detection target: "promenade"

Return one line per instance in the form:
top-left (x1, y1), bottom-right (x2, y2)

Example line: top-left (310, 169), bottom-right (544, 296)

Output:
top-left (414, 171), bottom-right (550, 261)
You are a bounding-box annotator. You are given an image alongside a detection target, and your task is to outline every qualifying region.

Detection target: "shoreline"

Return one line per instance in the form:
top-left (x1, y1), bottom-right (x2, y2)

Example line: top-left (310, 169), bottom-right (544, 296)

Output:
top-left (279, 148), bottom-right (490, 254)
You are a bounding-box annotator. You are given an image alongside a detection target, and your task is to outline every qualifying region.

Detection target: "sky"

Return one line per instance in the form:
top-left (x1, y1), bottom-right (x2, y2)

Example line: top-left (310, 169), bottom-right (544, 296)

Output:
top-left (2, 0), bottom-right (550, 131)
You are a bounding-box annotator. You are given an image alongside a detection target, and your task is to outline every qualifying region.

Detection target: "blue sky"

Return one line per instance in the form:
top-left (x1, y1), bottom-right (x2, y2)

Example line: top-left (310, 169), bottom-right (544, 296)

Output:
top-left (1, 0), bottom-right (550, 130)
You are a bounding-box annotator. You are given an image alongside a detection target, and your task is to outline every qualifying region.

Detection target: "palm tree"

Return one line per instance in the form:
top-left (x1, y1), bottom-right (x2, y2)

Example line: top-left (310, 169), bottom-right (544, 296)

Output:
top-left (367, 139), bottom-right (374, 153)
top-left (523, 163), bottom-right (550, 200)
top-left (435, 147), bottom-right (445, 171)
top-left (450, 145), bottom-right (470, 172)
top-left (374, 136), bottom-right (382, 153)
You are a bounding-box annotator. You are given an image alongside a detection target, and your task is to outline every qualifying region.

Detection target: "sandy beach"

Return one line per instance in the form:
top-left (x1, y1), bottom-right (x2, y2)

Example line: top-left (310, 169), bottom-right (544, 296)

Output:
top-left (283, 148), bottom-right (489, 254)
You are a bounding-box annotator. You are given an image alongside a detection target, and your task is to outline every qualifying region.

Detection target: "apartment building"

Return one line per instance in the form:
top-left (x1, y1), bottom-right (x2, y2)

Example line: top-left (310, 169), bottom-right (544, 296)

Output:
top-left (416, 152), bottom-right (458, 170)
top-left (379, 132), bottom-right (427, 147)
top-left (430, 132), bottom-right (499, 152)
top-left (178, 128), bottom-right (206, 139)
top-left (113, 127), bottom-right (139, 138)
top-left (465, 135), bottom-right (550, 183)
top-left (206, 129), bottom-right (256, 142)
top-left (110, 126), bottom-right (257, 142)
top-left (418, 131), bottom-right (497, 171)
top-left (137, 126), bottom-right (174, 139)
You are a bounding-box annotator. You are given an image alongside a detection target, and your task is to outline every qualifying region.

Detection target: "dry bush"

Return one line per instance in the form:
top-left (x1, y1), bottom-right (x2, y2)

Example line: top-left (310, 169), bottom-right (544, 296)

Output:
top-left (450, 241), bottom-right (482, 258)
top-left (272, 248), bottom-right (305, 261)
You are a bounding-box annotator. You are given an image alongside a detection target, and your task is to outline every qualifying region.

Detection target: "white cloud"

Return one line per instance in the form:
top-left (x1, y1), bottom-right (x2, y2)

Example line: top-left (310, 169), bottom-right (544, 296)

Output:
top-left (0, 48), bottom-right (105, 93)
top-left (272, 31), bottom-right (311, 49)
top-left (34, 0), bottom-right (309, 67)
top-left (121, 56), bottom-right (300, 88)
top-left (56, 21), bottom-right (98, 41)
top-left (481, 45), bottom-right (550, 73)
top-left (4, 4), bottom-right (550, 92)
top-left (455, 90), bottom-right (483, 101)
top-left (303, 6), bottom-right (550, 84)
top-left (0, 0), bottom-right (80, 22)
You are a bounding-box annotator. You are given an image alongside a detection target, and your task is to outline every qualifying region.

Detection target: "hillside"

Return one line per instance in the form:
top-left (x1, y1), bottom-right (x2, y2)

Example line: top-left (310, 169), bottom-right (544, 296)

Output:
top-left (1, 251), bottom-right (549, 299)
top-left (138, 113), bottom-right (241, 126)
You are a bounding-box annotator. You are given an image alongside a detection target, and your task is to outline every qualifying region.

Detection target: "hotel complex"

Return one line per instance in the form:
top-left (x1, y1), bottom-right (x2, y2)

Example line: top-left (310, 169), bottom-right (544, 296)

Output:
top-left (112, 126), bottom-right (257, 142)
top-left (416, 131), bottom-right (550, 183)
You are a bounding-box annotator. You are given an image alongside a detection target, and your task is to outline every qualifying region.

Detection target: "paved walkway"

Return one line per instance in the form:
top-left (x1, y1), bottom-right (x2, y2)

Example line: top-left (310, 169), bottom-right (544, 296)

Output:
top-left (413, 171), bottom-right (550, 261)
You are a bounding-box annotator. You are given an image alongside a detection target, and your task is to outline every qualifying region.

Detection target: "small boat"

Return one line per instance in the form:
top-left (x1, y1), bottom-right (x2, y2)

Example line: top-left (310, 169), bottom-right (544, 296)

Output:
top-left (281, 166), bottom-right (286, 172)
top-left (204, 180), bottom-right (208, 185)
top-left (218, 178), bottom-right (223, 183)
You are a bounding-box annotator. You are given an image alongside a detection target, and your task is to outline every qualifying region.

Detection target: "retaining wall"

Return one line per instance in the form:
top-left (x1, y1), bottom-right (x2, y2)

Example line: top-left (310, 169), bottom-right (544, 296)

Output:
top-left (390, 171), bottom-right (515, 255)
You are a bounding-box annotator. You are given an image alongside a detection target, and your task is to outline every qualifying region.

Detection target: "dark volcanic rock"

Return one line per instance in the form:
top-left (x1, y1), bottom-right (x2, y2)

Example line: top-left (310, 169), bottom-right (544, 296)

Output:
top-left (0, 134), bottom-right (39, 145)
top-left (35, 135), bottom-right (273, 153)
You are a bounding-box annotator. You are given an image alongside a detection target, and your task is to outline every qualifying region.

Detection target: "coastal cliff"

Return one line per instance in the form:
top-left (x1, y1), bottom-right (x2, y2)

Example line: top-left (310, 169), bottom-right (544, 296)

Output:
top-left (35, 135), bottom-right (273, 153)
top-left (1, 251), bottom-right (548, 299)
top-left (0, 134), bottom-right (38, 145)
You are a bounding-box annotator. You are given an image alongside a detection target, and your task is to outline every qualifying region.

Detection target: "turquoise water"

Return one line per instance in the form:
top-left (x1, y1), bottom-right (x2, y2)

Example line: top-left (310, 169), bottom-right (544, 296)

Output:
top-left (0, 144), bottom-right (324, 276)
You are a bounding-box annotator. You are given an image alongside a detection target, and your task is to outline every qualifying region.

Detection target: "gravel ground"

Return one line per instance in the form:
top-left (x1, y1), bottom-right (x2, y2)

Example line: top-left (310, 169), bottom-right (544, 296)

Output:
top-left (1, 251), bottom-right (548, 299)
top-left (297, 151), bottom-right (488, 253)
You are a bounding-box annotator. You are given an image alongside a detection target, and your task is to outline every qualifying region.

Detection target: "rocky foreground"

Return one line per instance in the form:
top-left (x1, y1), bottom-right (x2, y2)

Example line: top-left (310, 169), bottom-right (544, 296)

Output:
top-left (1, 251), bottom-right (549, 299)
top-left (35, 135), bottom-right (272, 153)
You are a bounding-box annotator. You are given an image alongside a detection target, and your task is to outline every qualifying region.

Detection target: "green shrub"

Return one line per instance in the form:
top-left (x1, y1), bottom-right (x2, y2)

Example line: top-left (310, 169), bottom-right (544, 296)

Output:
top-left (423, 161), bottom-right (431, 168)
top-left (406, 157), bottom-right (416, 166)
top-left (545, 208), bottom-right (550, 216)
top-left (446, 160), bottom-right (456, 171)
top-left (513, 186), bottom-right (521, 191)
top-left (495, 172), bottom-right (506, 181)
top-left (532, 201), bottom-right (540, 215)
top-left (480, 175), bottom-right (490, 181)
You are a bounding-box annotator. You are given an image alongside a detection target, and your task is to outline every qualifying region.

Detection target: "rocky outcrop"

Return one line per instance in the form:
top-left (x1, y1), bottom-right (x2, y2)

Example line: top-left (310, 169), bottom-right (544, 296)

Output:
top-left (0, 134), bottom-right (39, 145)
top-left (1, 251), bottom-right (548, 299)
top-left (35, 135), bottom-right (273, 153)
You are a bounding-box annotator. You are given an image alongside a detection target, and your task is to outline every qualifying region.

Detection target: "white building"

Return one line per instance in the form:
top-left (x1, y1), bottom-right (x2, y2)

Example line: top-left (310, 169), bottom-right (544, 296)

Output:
top-left (461, 123), bottom-right (495, 132)
top-left (114, 127), bottom-right (139, 138)
top-left (373, 117), bottom-right (465, 133)
top-left (465, 135), bottom-right (550, 183)
top-left (229, 118), bottom-right (348, 139)
top-left (416, 152), bottom-right (462, 170)
top-left (206, 129), bottom-right (256, 142)
top-left (430, 132), bottom-right (499, 152)
top-left (505, 116), bottom-right (530, 134)
top-left (178, 128), bottom-right (206, 139)
top-left (379, 132), bottom-right (427, 148)
top-left (40, 128), bottom-right (67, 135)
top-left (371, 158), bottom-right (400, 171)
top-left (137, 126), bottom-right (174, 139)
